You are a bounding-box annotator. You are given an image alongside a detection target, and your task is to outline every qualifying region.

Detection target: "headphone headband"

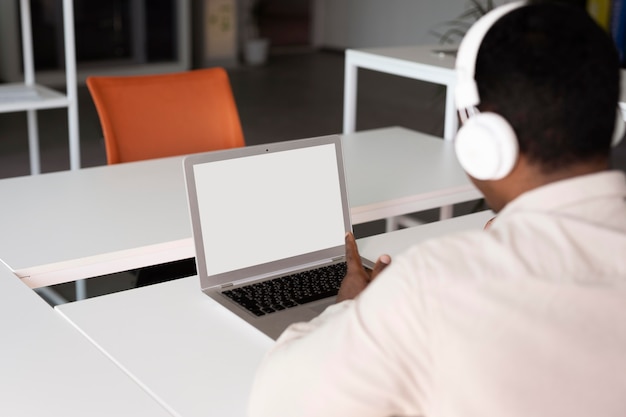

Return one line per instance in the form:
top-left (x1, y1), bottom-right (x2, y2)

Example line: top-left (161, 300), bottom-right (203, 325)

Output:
top-left (455, 1), bottom-right (528, 111)
top-left (453, 2), bottom-right (527, 181)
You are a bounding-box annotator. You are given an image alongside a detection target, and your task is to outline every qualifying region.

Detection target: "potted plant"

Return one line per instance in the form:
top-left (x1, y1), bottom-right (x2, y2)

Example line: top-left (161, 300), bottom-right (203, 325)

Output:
top-left (242, 0), bottom-right (270, 65)
top-left (430, 0), bottom-right (496, 45)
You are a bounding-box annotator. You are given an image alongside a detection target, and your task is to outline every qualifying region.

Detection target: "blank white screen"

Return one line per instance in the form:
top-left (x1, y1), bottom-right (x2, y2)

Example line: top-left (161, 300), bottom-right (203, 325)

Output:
top-left (193, 144), bottom-right (346, 276)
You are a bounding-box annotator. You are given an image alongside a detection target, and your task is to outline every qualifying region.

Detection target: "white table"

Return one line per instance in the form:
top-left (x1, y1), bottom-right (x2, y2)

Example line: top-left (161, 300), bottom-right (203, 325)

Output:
top-left (356, 209), bottom-right (493, 258)
top-left (343, 45), bottom-right (457, 139)
top-left (0, 155), bottom-right (192, 289)
top-left (0, 127), bottom-right (479, 289)
top-left (57, 276), bottom-right (274, 417)
top-left (0, 262), bottom-right (173, 416)
top-left (55, 210), bottom-right (493, 417)
top-left (345, 127), bottom-right (479, 225)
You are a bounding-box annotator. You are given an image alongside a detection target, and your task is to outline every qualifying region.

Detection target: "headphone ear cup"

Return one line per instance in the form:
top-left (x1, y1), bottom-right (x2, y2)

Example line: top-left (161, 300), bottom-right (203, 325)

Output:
top-left (612, 109), bottom-right (625, 147)
top-left (455, 112), bottom-right (519, 180)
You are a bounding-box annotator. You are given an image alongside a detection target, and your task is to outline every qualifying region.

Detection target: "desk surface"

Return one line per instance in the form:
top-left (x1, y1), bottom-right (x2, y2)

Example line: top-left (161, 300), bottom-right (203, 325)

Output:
top-left (357, 210), bottom-right (493, 259)
top-left (345, 127), bottom-right (479, 223)
top-left (0, 262), bottom-right (173, 416)
top-left (56, 210), bottom-right (492, 417)
top-left (347, 45), bottom-right (456, 74)
top-left (343, 45), bottom-right (458, 139)
top-left (58, 276), bottom-right (274, 417)
top-left (0, 155), bottom-right (192, 288)
top-left (0, 127), bottom-right (479, 288)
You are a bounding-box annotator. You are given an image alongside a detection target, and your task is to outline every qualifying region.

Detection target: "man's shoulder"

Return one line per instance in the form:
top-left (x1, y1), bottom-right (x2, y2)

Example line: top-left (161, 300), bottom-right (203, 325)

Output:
top-left (399, 228), bottom-right (512, 279)
top-left (399, 206), bottom-right (626, 284)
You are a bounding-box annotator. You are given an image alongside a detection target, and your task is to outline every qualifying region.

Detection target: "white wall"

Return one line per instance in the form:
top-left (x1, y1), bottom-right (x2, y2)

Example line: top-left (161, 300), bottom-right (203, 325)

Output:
top-left (314, 0), bottom-right (510, 49)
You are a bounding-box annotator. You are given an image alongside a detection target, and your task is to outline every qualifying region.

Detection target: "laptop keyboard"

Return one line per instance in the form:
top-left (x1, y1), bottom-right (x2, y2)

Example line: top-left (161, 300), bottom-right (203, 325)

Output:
top-left (222, 262), bottom-right (347, 317)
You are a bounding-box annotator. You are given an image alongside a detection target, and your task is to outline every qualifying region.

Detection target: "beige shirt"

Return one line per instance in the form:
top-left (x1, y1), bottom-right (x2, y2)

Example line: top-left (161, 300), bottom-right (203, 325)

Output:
top-left (249, 171), bottom-right (626, 417)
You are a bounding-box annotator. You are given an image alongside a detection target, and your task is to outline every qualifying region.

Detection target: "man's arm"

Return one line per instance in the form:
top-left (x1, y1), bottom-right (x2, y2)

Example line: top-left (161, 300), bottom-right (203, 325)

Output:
top-left (248, 236), bottom-right (429, 417)
top-left (338, 232), bottom-right (391, 301)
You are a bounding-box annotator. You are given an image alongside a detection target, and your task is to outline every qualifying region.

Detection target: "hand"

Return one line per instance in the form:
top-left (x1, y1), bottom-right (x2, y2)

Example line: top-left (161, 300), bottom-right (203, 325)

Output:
top-left (484, 216), bottom-right (496, 230)
top-left (337, 232), bottom-right (391, 302)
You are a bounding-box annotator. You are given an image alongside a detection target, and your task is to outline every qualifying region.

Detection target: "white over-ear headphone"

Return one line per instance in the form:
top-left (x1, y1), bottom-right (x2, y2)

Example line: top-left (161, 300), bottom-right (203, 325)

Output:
top-left (613, 107), bottom-right (625, 146)
top-left (454, 1), bottom-right (624, 181)
top-left (454, 1), bottom-right (526, 181)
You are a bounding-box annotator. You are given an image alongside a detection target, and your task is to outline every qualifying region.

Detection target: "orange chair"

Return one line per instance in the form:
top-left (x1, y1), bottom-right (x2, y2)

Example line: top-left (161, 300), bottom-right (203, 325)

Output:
top-left (87, 68), bottom-right (245, 164)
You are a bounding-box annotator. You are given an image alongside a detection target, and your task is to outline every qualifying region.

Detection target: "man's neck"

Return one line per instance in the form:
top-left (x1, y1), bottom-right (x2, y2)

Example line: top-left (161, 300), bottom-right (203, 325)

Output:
top-left (480, 157), bottom-right (610, 212)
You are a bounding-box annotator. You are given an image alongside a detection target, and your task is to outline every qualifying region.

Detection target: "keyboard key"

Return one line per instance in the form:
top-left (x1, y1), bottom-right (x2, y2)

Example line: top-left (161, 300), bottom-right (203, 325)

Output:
top-left (222, 262), bottom-right (346, 316)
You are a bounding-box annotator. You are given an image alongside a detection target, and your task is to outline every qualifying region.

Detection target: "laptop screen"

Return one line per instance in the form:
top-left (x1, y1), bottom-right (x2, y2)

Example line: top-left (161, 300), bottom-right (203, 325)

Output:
top-left (192, 142), bottom-right (347, 277)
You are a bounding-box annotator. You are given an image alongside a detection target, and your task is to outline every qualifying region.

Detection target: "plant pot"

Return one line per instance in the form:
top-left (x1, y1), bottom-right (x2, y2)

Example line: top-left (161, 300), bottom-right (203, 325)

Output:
top-left (244, 38), bottom-right (270, 66)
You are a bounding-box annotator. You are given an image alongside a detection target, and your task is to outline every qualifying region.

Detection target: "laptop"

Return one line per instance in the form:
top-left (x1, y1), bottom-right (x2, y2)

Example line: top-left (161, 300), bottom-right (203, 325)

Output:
top-left (183, 135), bottom-right (373, 339)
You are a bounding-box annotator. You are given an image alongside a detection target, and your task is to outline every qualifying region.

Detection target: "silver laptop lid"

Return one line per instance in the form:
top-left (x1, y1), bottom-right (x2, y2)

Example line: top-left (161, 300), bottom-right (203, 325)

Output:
top-left (183, 135), bottom-right (352, 290)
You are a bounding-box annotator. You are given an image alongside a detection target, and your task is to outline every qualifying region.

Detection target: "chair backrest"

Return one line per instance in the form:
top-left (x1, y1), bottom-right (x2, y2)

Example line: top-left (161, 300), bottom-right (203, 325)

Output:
top-left (87, 68), bottom-right (245, 164)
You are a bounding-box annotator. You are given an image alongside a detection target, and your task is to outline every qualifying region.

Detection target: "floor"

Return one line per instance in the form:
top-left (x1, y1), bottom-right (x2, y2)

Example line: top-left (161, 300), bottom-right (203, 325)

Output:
top-left (2, 50), bottom-right (624, 303)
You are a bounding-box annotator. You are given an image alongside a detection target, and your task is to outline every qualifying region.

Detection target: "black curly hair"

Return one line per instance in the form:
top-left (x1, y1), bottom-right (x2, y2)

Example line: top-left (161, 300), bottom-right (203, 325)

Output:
top-left (475, 0), bottom-right (620, 172)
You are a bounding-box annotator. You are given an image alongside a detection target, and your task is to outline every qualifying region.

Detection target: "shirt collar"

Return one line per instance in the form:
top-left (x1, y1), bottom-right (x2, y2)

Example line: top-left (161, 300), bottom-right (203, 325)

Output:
top-left (497, 170), bottom-right (626, 219)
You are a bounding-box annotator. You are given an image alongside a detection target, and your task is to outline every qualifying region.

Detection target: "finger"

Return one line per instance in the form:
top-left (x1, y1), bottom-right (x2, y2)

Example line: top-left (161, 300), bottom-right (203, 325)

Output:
top-left (345, 232), bottom-right (361, 267)
top-left (369, 254), bottom-right (391, 281)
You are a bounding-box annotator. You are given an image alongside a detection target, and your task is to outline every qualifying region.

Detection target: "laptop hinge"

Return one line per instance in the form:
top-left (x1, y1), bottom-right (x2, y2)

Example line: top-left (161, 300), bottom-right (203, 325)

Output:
top-left (219, 256), bottom-right (346, 289)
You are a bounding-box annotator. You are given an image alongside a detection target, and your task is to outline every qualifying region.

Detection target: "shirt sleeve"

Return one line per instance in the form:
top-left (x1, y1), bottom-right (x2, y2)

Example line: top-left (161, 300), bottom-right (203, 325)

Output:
top-left (247, 254), bottom-right (432, 417)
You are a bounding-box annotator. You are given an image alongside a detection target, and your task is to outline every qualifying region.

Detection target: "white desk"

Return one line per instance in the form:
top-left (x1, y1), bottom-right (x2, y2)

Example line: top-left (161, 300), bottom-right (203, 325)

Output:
top-left (0, 156), bottom-right (192, 289)
top-left (345, 127), bottom-right (479, 224)
top-left (0, 262), bottom-right (173, 416)
top-left (357, 210), bottom-right (492, 258)
top-left (57, 276), bottom-right (274, 417)
top-left (56, 210), bottom-right (492, 417)
top-left (0, 127), bottom-right (479, 288)
top-left (344, 45), bottom-right (457, 139)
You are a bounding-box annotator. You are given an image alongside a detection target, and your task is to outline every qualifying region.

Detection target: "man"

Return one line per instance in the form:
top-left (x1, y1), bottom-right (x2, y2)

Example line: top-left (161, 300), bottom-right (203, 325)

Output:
top-left (249, 1), bottom-right (626, 416)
